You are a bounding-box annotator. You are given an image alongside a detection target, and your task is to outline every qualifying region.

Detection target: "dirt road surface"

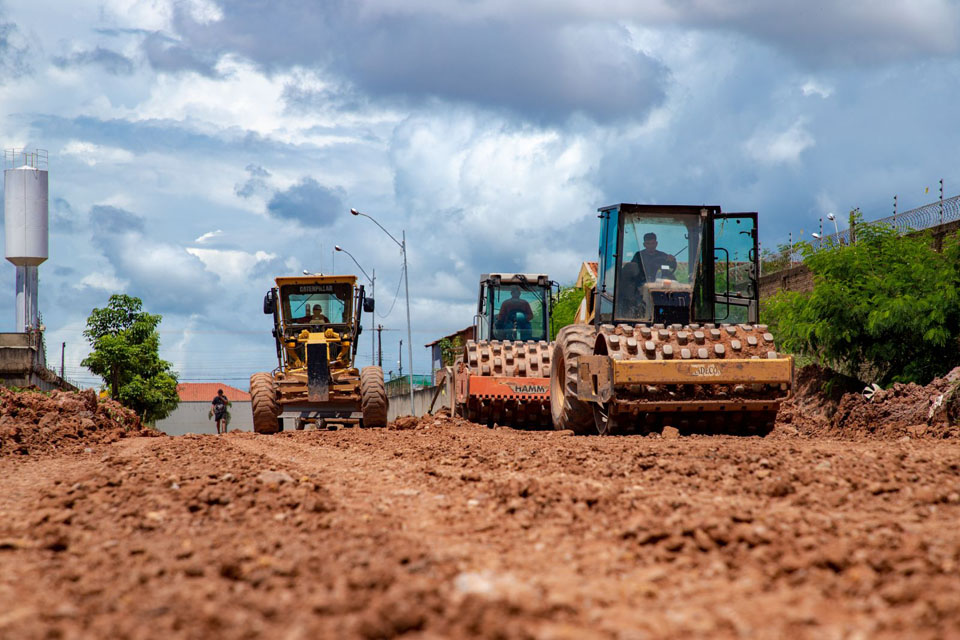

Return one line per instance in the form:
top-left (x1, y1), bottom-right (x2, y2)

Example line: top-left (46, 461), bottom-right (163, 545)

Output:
top-left (3, 414), bottom-right (960, 639)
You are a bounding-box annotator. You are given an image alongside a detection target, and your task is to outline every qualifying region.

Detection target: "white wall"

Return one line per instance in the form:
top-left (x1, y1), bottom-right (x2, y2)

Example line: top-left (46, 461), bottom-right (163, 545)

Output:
top-left (155, 401), bottom-right (252, 436)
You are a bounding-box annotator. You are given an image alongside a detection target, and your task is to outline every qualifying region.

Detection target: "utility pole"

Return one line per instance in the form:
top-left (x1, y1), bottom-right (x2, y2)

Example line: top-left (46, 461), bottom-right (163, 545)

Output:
top-left (60, 341), bottom-right (65, 379)
top-left (399, 339), bottom-right (403, 377)
top-left (377, 324), bottom-right (383, 368)
top-left (370, 268), bottom-right (375, 367)
top-left (893, 195), bottom-right (897, 224)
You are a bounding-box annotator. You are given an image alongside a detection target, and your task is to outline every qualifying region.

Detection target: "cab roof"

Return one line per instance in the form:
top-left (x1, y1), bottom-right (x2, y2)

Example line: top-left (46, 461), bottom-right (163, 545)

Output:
top-left (480, 273), bottom-right (550, 286)
top-left (275, 275), bottom-right (358, 287)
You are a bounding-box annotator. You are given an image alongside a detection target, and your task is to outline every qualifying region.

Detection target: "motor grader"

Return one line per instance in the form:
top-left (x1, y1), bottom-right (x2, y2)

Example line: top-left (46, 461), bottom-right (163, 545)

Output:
top-left (250, 275), bottom-right (387, 433)
top-left (551, 204), bottom-right (794, 435)
top-left (454, 273), bottom-right (555, 427)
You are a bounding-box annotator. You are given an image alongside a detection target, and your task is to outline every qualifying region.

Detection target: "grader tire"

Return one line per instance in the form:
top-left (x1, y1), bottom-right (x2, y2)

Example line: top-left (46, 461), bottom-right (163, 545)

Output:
top-left (250, 372), bottom-right (280, 434)
top-left (360, 366), bottom-right (388, 428)
top-left (550, 325), bottom-right (597, 435)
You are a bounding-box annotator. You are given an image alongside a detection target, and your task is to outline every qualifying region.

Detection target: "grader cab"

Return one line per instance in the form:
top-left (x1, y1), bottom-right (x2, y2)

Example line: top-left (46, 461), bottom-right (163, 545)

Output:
top-left (249, 275), bottom-right (387, 433)
top-left (551, 204), bottom-right (793, 435)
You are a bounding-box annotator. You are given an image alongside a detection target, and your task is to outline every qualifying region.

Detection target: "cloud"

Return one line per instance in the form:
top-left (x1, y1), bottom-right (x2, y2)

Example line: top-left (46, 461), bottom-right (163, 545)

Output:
top-left (88, 205), bottom-right (217, 314)
top-left (185, 247), bottom-right (277, 283)
top-left (801, 79), bottom-right (834, 98)
top-left (50, 198), bottom-right (79, 234)
top-left (61, 140), bottom-right (135, 165)
top-left (266, 178), bottom-right (343, 226)
top-left (194, 229), bottom-right (223, 243)
top-left (744, 119), bottom-right (815, 166)
top-left (141, 31), bottom-right (219, 76)
top-left (234, 163), bottom-right (271, 199)
top-left (173, 4), bottom-right (669, 123)
top-left (90, 205), bottom-right (146, 234)
top-left (0, 18), bottom-right (29, 80)
top-left (53, 47), bottom-right (135, 75)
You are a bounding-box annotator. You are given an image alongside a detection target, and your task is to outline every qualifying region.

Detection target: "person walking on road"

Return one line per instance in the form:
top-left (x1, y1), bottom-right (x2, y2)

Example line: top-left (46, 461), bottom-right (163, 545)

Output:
top-left (211, 389), bottom-right (230, 435)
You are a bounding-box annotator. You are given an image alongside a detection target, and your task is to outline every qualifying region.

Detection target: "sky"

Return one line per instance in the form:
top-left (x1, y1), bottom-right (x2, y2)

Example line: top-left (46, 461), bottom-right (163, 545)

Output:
top-left (1, 0), bottom-right (959, 388)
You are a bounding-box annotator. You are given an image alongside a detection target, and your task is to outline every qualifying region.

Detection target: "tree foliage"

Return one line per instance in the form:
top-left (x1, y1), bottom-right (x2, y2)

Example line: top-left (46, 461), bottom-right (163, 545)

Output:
top-left (81, 294), bottom-right (180, 423)
top-left (437, 335), bottom-right (464, 367)
top-left (765, 220), bottom-right (960, 385)
top-left (551, 284), bottom-right (586, 337)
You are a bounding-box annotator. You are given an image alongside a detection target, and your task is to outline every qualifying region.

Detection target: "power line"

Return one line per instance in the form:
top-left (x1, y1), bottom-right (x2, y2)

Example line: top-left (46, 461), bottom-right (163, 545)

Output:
top-left (377, 263), bottom-right (405, 319)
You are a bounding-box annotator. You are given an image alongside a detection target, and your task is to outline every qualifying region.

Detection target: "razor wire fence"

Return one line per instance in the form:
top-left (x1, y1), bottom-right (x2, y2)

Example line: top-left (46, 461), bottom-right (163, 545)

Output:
top-left (763, 194), bottom-right (960, 275)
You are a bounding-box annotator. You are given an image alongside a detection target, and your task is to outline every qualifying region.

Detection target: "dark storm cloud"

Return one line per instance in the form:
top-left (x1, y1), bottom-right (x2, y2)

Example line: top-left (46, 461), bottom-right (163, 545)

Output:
top-left (665, 0), bottom-right (960, 67)
top-left (266, 178), bottom-right (342, 227)
top-left (172, 2), bottom-right (669, 123)
top-left (53, 47), bottom-right (135, 75)
top-left (90, 205), bottom-right (145, 234)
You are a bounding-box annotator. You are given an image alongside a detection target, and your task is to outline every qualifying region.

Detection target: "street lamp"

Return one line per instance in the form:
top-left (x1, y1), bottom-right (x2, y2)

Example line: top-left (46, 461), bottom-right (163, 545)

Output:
top-left (335, 244), bottom-right (376, 367)
top-left (826, 212), bottom-right (840, 235)
top-left (350, 207), bottom-right (415, 412)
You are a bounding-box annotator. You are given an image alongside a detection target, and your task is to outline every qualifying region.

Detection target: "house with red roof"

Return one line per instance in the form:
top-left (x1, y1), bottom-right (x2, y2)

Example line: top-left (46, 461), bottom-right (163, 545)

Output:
top-left (155, 382), bottom-right (252, 436)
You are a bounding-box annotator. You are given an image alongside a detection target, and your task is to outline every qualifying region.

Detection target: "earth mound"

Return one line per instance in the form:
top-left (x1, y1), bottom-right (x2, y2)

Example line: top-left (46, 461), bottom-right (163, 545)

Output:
top-left (776, 364), bottom-right (960, 439)
top-left (0, 386), bottom-right (155, 457)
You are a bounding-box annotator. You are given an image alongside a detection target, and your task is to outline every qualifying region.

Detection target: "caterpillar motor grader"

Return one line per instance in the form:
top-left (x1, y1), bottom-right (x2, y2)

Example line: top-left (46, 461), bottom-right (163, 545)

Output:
top-left (551, 204), bottom-right (793, 435)
top-left (454, 273), bottom-right (555, 427)
top-left (250, 275), bottom-right (387, 433)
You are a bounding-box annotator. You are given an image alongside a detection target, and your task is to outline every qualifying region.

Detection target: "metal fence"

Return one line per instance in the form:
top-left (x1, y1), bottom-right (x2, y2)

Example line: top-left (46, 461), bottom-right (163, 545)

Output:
top-left (814, 195), bottom-right (960, 247)
top-left (766, 194), bottom-right (960, 268)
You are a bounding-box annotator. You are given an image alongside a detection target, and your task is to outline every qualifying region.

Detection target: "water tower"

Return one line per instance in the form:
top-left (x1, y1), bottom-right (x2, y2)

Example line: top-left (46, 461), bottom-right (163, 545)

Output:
top-left (4, 149), bottom-right (48, 332)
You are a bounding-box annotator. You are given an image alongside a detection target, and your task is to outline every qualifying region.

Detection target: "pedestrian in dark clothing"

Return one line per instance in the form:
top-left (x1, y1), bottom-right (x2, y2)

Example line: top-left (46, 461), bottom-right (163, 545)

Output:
top-left (211, 389), bottom-right (229, 435)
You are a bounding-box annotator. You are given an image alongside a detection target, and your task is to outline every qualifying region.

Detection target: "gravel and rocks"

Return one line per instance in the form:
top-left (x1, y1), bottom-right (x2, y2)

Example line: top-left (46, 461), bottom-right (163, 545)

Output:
top-left (1, 381), bottom-right (960, 637)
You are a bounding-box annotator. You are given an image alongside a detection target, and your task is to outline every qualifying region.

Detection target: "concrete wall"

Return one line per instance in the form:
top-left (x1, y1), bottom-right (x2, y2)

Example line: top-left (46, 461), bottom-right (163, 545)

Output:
top-left (387, 379), bottom-right (453, 421)
top-left (0, 332), bottom-right (76, 392)
top-left (155, 401), bottom-right (253, 436)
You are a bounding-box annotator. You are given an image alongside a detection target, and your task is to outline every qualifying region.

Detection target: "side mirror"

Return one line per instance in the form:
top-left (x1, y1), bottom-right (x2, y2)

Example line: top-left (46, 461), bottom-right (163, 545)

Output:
top-left (356, 324), bottom-right (363, 336)
top-left (263, 291), bottom-right (275, 315)
top-left (363, 298), bottom-right (375, 313)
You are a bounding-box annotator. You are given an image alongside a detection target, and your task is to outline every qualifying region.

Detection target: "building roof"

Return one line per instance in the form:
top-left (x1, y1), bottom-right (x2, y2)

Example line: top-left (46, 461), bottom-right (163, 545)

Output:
top-left (425, 325), bottom-right (475, 347)
top-left (176, 383), bottom-right (251, 403)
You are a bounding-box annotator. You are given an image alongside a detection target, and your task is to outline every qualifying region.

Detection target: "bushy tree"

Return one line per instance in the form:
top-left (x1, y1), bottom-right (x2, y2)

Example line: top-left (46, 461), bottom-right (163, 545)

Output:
top-left (437, 335), bottom-right (464, 367)
top-left (765, 219), bottom-right (960, 385)
top-left (82, 294), bottom-right (180, 423)
top-left (550, 284), bottom-right (586, 337)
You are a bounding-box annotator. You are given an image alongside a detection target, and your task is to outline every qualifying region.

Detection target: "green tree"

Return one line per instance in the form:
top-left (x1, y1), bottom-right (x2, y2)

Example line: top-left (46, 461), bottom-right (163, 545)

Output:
top-left (765, 219), bottom-right (960, 385)
top-left (550, 284), bottom-right (586, 337)
top-left (82, 294), bottom-right (180, 423)
top-left (437, 335), bottom-right (464, 366)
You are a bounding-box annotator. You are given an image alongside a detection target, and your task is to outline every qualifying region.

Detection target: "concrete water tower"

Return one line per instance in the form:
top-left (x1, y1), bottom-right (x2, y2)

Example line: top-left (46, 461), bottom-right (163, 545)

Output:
top-left (4, 149), bottom-right (48, 332)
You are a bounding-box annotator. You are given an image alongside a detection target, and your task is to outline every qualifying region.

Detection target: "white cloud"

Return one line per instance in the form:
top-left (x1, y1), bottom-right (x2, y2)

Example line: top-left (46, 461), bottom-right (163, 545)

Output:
top-left (744, 118), bottom-right (815, 166)
top-left (77, 271), bottom-right (129, 291)
top-left (194, 229), bottom-right (223, 243)
top-left (801, 79), bottom-right (833, 98)
top-left (186, 247), bottom-right (277, 282)
top-left (61, 140), bottom-right (135, 166)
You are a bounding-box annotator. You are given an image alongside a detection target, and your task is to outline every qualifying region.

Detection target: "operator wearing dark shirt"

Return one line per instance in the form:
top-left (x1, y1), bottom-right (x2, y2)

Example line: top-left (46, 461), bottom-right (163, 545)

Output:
top-left (631, 232), bottom-right (677, 281)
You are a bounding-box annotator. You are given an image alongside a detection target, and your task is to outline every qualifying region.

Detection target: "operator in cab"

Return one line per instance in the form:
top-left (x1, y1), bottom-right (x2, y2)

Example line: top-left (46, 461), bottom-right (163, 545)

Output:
top-left (309, 304), bottom-right (330, 325)
top-left (495, 286), bottom-right (534, 339)
top-left (631, 232), bottom-right (677, 281)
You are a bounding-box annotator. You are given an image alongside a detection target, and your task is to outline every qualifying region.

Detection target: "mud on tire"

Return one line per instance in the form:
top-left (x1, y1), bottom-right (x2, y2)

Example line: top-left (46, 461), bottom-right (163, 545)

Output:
top-left (360, 366), bottom-right (388, 428)
top-left (250, 372), bottom-right (280, 434)
top-left (550, 325), bottom-right (598, 435)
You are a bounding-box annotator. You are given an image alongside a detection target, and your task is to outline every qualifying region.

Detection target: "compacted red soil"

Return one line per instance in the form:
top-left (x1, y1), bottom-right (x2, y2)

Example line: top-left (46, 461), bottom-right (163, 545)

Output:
top-left (3, 398), bottom-right (960, 638)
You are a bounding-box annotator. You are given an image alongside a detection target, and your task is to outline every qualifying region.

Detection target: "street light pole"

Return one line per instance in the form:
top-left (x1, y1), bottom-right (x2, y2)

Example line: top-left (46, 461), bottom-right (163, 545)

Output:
top-left (335, 245), bottom-right (377, 367)
top-left (351, 208), bottom-right (415, 413)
